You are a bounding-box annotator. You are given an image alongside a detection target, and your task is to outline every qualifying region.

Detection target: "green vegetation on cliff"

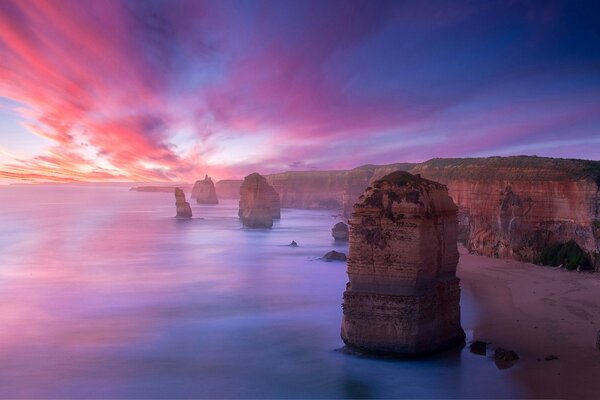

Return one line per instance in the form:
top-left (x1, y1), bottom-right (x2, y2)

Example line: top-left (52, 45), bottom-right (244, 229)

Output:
top-left (539, 241), bottom-right (591, 270)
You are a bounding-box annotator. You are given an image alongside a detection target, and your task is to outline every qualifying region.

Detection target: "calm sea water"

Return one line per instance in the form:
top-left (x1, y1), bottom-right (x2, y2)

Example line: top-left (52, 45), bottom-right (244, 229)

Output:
top-left (0, 186), bottom-right (522, 398)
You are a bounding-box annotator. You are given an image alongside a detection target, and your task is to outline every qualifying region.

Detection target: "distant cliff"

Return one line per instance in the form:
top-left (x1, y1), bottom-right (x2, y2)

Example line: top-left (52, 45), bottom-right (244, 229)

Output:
top-left (130, 185), bottom-right (192, 193)
top-left (215, 180), bottom-right (242, 198)
top-left (409, 157), bottom-right (600, 266)
top-left (221, 156), bottom-right (599, 267)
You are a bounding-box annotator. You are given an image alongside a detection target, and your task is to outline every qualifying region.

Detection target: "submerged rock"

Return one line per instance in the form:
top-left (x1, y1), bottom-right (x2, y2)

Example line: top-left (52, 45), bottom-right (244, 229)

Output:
top-left (470, 341), bottom-right (487, 356)
top-left (331, 222), bottom-right (349, 241)
top-left (238, 173), bottom-right (281, 228)
top-left (192, 175), bottom-right (219, 204)
top-left (494, 348), bottom-right (519, 369)
top-left (323, 250), bottom-right (347, 262)
top-left (174, 187), bottom-right (192, 218)
top-left (289, 241), bottom-right (299, 247)
top-left (341, 171), bottom-right (465, 357)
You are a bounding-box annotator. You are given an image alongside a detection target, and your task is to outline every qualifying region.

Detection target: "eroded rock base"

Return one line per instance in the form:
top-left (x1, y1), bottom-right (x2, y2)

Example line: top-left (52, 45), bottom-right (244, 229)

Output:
top-left (341, 278), bottom-right (465, 356)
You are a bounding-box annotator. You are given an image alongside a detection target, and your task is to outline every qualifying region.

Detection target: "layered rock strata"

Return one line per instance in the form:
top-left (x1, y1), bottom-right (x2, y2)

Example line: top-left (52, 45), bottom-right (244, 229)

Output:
top-left (174, 187), bottom-right (192, 218)
top-left (215, 179), bottom-right (243, 198)
top-left (331, 222), bottom-right (349, 241)
top-left (257, 157), bottom-right (599, 267)
top-left (238, 173), bottom-right (281, 228)
top-left (341, 171), bottom-right (465, 356)
top-left (192, 175), bottom-right (219, 204)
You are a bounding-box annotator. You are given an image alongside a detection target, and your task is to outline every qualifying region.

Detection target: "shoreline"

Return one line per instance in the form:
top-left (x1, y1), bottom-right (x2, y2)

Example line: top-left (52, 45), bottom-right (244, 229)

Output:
top-left (458, 246), bottom-right (600, 399)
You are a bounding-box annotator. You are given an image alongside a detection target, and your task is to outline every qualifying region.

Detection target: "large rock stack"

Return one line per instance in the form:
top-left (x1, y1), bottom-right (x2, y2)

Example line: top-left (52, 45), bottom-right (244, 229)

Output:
top-left (341, 171), bottom-right (465, 356)
top-left (174, 187), bottom-right (192, 218)
top-left (192, 175), bottom-right (219, 204)
top-left (238, 173), bottom-right (281, 228)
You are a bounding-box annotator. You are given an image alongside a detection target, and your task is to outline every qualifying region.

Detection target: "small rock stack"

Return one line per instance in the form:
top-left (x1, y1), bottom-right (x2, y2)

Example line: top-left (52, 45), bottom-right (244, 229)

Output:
top-left (332, 222), bottom-right (349, 241)
top-left (174, 187), bottom-right (192, 218)
top-left (341, 171), bottom-right (465, 356)
top-left (192, 175), bottom-right (219, 204)
top-left (238, 173), bottom-right (281, 228)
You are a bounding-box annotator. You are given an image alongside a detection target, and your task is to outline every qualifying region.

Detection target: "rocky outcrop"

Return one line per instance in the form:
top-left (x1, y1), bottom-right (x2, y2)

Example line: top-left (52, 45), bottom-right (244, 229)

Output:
top-left (332, 222), bottom-right (349, 241)
top-left (192, 175), bottom-right (219, 204)
top-left (323, 250), bottom-right (347, 261)
top-left (174, 187), bottom-right (192, 218)
top-left (238, 173), bottom-right (281, 228)
top-left (341, 171), bottom-right (465, 356)
top-left (215, 179), bottom-right (242, 199)
top-left (214, 156), bottom-right (600, 267)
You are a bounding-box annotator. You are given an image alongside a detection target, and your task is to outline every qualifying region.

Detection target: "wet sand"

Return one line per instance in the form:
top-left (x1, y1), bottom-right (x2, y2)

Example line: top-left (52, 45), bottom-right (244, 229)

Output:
top-left (458, 246), bottom-right (600, 399)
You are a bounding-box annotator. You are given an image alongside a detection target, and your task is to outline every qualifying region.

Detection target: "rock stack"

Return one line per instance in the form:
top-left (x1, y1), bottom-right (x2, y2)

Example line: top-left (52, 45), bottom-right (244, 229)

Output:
top-left (174, 187), bottom-right (192, 218)
top-left (341, 171), bottom-right (465, 356)
top-left (332, 222), bottom-right (349, 241)
top-left (192, 175), bottom-right (219, 204)
top-left (238, 173), bottom-right (281, 228)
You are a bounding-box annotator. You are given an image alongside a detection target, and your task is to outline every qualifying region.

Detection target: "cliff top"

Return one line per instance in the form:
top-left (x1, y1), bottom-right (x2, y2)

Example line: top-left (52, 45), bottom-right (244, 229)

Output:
top-left (411, 156), bottom-right (600, 184)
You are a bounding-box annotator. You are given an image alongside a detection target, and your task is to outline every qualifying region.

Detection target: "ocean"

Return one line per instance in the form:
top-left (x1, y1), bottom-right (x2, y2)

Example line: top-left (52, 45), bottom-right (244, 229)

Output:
top-left (0, 185), bottom-right (522, 398)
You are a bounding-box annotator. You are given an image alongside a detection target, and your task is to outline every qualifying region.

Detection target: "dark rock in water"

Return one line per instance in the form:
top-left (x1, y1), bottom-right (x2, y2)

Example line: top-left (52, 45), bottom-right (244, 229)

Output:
top-left (544, 354), bottom-right (558, 361)
top-left (470, 341), bottom-right (487, 356)
top-left (323, 250), bottom-right (347, 261)
top-left (494, 348), bottom-right (519, 369)
top-left (192, 175), bottom-right (219, 204)
top-left (332, 221), bottom-right (349, 241)
top-left (289, 241), bottom-right (298, 247)
top-left (174, 187), bottom-right (192, 218)
top-left (238, 173), bottom-right (281, 228)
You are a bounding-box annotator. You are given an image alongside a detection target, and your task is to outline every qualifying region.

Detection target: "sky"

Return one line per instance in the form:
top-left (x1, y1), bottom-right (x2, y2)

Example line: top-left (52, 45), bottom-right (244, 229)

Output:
top-left (0, 0), bottom-right (599, 183)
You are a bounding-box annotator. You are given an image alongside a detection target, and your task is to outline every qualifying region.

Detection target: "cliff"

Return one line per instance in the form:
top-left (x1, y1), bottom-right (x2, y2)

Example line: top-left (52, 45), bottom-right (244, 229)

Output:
top-left (341, 171), bottom-right (464, 356)
top-left (265, 170), bottom-right (349, 209)
top-left (408, 157), bottom-right (600, 266)
top-left (130, 185), bottom-right (192, 193)
top-left (215, 179), bottom-right (242, 198)
top-left (192, 175), bottom-right (219, 204)
top-left (218, 156), bottom-right (600, 266)
top-left (238, 173), bottom-right (281, 228)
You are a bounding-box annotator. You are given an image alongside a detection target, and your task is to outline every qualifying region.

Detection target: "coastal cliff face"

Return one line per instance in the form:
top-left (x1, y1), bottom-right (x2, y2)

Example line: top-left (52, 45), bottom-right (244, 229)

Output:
top-left (192, 175), bottom-right (219, 204)
top-left (174, 187), bottom-right (192, 218)
top-left (215, 180), bottom-right (242, 198)
top-left (409, 158), bottom-right (600, 265)
top-left (265, 171), bottom-right (349, 209)
top-left (341, 171), bottom-right (464, 356)
top-left (238, 173), bottom-right (281, 228)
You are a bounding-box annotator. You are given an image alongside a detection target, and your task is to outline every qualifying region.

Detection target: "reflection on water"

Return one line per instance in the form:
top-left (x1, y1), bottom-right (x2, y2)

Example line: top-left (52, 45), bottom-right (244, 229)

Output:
top-left (0, 186), bottom-right (522, 398)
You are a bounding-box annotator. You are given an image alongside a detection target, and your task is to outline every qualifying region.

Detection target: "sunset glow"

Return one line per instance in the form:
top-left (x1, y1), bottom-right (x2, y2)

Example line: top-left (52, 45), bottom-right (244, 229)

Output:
top-left (1, 0), bottom-right (599, 183)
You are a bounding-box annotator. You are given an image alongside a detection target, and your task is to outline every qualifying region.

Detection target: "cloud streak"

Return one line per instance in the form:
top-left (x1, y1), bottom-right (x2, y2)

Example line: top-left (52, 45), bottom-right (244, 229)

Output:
top-left (0, 0), bottom-right (599, 183)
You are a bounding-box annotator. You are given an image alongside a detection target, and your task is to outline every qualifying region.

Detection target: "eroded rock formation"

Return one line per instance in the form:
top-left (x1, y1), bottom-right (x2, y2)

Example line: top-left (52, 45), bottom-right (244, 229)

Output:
top-left (238, 173), bottom-right (281, 228)
top-left (341, 171), bottom-right (465, 356)
top-left (246, 156), bottom-right (599, 268)
top-left (331, 222), bottom-right (349, 241)
top-left (174, 187), bottom-right (192, 218)
top-left (192, 175), bottom-right (219, 204)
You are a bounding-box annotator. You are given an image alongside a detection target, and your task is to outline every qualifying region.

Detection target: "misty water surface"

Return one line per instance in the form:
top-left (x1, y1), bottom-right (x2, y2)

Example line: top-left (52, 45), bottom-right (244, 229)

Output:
top-left (0, 186), bottom-right (523, 398)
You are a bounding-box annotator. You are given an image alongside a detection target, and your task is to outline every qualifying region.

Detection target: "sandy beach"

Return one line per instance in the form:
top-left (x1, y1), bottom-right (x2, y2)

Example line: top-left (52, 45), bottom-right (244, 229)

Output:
top-left (458, 246), bottom-right (600, 399)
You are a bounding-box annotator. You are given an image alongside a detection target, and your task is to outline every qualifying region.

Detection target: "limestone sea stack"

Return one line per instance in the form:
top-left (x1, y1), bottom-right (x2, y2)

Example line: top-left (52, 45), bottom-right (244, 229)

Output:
top-left (341, 171), bottom-right (465, 356)
top-left (238, 173), bottom-right (281, 228)
top-left (192, 175), bottom-right (219, 204)
top-left (332, 222), bottom-right (349, 241)
top-left (174, 187), bottom-right (192, 218)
